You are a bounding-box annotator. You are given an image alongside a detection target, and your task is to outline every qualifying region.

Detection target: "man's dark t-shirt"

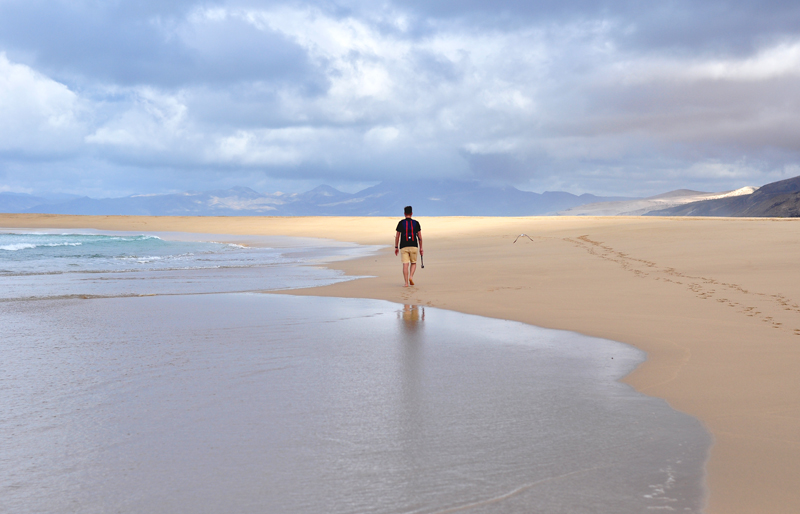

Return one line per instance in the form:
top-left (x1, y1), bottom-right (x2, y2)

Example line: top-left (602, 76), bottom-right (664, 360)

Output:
top-left (396, 218), bottom-right (421, 249)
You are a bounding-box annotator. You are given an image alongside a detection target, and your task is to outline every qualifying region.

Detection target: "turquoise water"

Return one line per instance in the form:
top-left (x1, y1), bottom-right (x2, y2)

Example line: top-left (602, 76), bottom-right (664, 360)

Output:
top-left (0, 231), bottom-right (374, 301)
top-left (0, 232), bottom-right (268, 275)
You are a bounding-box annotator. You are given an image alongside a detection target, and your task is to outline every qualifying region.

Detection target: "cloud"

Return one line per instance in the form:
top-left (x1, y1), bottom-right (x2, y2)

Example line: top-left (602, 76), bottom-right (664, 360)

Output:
top-left (394, 0), bottom-right (800, 56)
top-left (1, 0), bottom-right (800, 197)
top-left (0, 0), bottom-right (321, 89)
top-left (85, 88), bottom-right (190, 153)
top-left (0, 53), bottom-right (86, 155)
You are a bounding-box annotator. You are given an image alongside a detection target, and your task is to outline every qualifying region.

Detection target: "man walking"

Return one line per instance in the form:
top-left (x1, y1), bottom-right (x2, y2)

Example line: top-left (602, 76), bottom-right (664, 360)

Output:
top-left (394, 206), bottom-right (423, 287)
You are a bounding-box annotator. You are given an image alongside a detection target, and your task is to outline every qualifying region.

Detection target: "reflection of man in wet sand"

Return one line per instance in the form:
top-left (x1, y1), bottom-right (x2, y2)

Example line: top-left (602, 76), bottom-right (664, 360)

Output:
top-left (394, 206), bottom-right (423, 287)
top-left (399, 304), bottom-right (425, 337)
top-left (400, 304), bottom-right (425, 324)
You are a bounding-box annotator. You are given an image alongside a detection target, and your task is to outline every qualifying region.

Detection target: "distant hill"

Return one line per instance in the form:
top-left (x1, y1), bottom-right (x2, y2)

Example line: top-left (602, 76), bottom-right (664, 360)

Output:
top-left (1, 181), bottom-right (629, 217)
top-left (559, 187), bottom-right (758, 216)
top-left (14, 177), bottom-right (797, 217)
top-left (23, 187), bottom-right (287, 216)
top-left (0, 192), bottom-right (51, 212)
top-left (287, 180), bottom-right (629, 216)
top-left (0, 192), bottom-right (83, 213)
top-left (648, 175), bottom-right (800, 217)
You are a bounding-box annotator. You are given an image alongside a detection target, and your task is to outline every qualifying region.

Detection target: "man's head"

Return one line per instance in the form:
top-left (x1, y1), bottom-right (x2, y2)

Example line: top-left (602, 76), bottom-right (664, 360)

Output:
top-left (404, 206), bottom-right (413, 217)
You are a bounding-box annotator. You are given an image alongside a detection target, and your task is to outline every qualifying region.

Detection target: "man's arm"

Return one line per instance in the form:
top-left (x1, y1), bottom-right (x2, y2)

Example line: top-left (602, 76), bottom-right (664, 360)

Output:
top-left (394, 231), bottom-right (401, 256)
top-left (417, 231), bottom-right (423, 255)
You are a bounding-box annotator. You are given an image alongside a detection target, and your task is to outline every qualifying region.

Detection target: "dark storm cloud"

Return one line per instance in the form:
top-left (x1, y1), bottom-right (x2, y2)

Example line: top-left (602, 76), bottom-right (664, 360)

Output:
top-left (395, 0), bottom-right (800, 55)
top-left (0, 0), bottom-right (323, 89)
top-left (623, 0), bottom-right (800, 56)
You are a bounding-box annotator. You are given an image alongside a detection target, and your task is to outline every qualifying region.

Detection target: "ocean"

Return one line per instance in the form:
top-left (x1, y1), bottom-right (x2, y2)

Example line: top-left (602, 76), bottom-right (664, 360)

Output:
top-left (0, 230), bottom-right (376, 301)
top-left (0, 230), bottom-right (710, 513)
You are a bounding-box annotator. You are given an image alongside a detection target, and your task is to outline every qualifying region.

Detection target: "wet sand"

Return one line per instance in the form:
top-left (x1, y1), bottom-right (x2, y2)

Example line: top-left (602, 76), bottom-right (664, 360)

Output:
top-left (1, 294), bottom-right (708, 513)
top-left (3, 213), bottom-right (800, 513)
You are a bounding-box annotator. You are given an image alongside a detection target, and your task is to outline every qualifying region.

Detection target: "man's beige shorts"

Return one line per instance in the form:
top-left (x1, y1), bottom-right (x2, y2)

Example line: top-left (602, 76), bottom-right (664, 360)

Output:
top-left (400, 246), bottom-right (418, 264)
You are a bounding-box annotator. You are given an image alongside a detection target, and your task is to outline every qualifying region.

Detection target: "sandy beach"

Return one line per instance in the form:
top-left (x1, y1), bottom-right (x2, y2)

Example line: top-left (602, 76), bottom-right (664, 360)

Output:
top-left (3, 213), bottom-right (800, 513)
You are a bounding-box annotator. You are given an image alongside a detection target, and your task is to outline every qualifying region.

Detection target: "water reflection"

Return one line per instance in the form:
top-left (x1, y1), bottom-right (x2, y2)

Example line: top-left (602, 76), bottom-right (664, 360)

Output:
top-left (397, 305), bottom-right (425, 390)
top-left (398, 304), bottom-right (425, 336)
top-left (397, 304), bottom-right (426, 499)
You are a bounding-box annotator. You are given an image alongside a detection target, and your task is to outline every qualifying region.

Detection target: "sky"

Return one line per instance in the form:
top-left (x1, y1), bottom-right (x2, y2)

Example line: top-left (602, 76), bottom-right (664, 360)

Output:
top-left (1, 0), bottom-right (800, 198)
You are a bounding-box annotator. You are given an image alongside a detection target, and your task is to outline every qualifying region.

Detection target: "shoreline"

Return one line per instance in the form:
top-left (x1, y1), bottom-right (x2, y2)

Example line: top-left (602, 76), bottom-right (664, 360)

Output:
top-left (1, 292), bottom-right (708, 513)
top-left (3, 213), bottom-right (800, 513)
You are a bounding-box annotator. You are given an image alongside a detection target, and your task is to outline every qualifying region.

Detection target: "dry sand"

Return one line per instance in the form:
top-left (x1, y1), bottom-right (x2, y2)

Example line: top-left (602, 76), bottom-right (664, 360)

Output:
top-left (3, 213), bottom-right (800, 513)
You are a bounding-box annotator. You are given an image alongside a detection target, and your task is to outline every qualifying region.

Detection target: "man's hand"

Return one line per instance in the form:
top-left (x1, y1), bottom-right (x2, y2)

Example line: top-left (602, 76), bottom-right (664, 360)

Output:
top-left (395, 248), bottom-right (399, 256)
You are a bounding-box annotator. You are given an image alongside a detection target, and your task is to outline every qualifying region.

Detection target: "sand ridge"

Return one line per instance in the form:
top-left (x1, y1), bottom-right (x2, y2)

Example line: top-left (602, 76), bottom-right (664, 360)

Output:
top-left (3, 213), bottom-right (800, 513)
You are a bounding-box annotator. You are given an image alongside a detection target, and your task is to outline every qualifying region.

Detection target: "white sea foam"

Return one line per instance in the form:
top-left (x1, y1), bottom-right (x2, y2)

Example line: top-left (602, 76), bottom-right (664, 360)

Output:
top-left (0, 242), bottom-right (82, 251)
top-left (0, 243), bottom-right (37, 251)
top-left (106, 235), bottom-right (162, 241)
top-left (118, 255), bottom-right (165, 261)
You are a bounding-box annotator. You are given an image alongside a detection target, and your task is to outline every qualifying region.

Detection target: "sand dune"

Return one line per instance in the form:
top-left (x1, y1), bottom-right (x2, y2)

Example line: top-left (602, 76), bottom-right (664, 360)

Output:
top-left (558, 186), bottom-right (757, 216)
top-left (2, 212), bottom-right (799, 513)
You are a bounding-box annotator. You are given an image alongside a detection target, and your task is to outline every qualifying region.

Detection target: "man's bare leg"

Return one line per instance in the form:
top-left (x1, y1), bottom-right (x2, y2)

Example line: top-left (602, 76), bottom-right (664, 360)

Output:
top-left (409, 262), bottom-right (416, 286)
top-left (402, 263), bottom-right (410, 286)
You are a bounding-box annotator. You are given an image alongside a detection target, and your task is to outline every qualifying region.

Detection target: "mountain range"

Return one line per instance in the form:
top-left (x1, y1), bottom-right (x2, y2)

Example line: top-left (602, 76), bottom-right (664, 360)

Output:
top-left (0, 181), bottom-right (628, 217)
top-left (647, 175), bottom-right (800, 217)
top-left (4, 175), bottom-right (800, 217)
top-left (558, 187), bottom-right (759, 216)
